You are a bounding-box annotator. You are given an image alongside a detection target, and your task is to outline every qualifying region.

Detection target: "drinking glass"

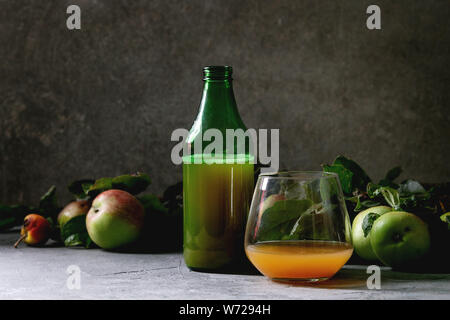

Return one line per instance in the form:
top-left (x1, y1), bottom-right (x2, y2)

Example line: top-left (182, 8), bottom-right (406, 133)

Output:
top-left (244, 171), bottom-right (353, 282)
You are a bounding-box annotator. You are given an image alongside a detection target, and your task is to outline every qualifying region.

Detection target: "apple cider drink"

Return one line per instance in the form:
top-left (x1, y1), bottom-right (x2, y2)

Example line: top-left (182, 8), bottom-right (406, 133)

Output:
top-left (183, 154), bottom-right (254, 270)
top-left (183, 66), bottom-right (255, 271)
top-left (246, 240), bottom-right (353, 280)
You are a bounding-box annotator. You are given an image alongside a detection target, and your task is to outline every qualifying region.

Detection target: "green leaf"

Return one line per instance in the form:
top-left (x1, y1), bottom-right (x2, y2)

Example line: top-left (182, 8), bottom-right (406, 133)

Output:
top-left (288, 205), bottom-right (329, 240)
top-left (353, 196), bottom-right (363, 211)
top-left (68, 179), bottom-right (95, 199)
top-left (319, 176), bottom-right (340, 201)
top-left (39, 186), bottom-right (60, 218)
top-left (0, 204), bottom-right (37, 231)
top-left (86, 177), bottom-right (113, 197)
top-left (162, 181), bottom-right (183, 203)
top-left (138, 194), bottom-right (168, 214)
top-left (366, 183), bottom-right (401, 210)
top-left (64, 234), bottom-right (84, 247)
top-left (440, 212), bottom-right (450, 229)
top-left (64, 234), bottom-right (93, 248)
top-left (442, 213), bottom-right (450, 222)
top-left (366, 182), bottom-right (381, 198)
top-left (259, 220), bottom-right (295, 241)
top-left (362, 212), bottom-right (381, 237)
top-left (60, 215), bottom-right (86, 239)
top-left (279, 179), bottom-right (304, 200)
top-left (258, 199), bottom-right (313, 240)
top-left (82, 183), bottom-right (93, 195)
top-left (380, 187), bottom-right (401, 210)
top-left (111, 173), bottom-right (151, 194)
top-left (379, 166), bottom-right (402, 186)
top-left (352, 195), bottom-right (381, 212)
top-left (0, 216), bottom-right (15, 229)
top-left (60, 215), bottom-right (93, 248)
top-left (323, 164), bottom-right (354, 194)
top-left (46, 216), bottom-right (55, 227)
top-left (360, 200), bottom-right (381, 208)
top-left (85, 237), bottom-right (94, 248)
top-left (379, 166), bottom-right (402, 187)
top-left (0, 205), bottom-right (19, 230)
top-left (86, 173), bottom-right (151, 198)
top-left (345, 195), bottom-right (359, 203)
top-left (322, 156), bottom-right (372, 195)
top-left (39, 185), bottom-right (56, 207)
top-left (333, 156), bottom-right (372, 191)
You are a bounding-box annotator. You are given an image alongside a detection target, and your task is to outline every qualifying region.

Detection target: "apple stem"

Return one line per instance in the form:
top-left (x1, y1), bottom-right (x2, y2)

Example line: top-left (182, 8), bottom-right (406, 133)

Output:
top-left (439, 200), bottom-right (446, 213)
top-left (14, 234), bottom-right (27, 248)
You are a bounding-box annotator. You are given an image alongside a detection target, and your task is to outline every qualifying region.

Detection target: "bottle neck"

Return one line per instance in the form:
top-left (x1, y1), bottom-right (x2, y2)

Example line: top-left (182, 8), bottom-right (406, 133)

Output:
top-left (200, 79), bottom-right (237, 114)
top-left (185, 66), bottom-right (248, 158)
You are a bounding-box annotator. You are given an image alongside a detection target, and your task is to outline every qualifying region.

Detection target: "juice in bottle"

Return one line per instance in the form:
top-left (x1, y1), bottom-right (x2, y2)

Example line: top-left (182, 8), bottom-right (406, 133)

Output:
top-left (183, 66), bottom-right (254, 271)
top-left (183, 154), bottom-right (254, 270)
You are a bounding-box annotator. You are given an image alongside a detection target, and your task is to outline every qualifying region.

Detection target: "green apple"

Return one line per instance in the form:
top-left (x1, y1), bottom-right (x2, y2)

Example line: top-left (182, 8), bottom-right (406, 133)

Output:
top-left (370, 211), bottom-right (431, 268)
top-left (86, 189), bottom-right (145, 250)
top-left (351, 206), bottom-right (392, 261)
top-left (57, 200), bottom-right (91, 228)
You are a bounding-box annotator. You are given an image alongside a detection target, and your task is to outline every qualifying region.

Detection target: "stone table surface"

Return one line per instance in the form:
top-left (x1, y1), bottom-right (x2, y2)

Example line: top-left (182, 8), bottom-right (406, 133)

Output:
top-left (0, 232), bottom-right (449, 300)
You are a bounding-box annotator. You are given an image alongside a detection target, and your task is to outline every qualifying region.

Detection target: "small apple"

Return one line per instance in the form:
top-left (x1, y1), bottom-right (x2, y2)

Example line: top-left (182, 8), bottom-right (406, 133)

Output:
top-left (57, 200), bottom-right (91, 228)
top-left (370, 211), bottom-right (431, 268)
top-left (86, 189), bottom-right (145, 250)
top-left (14, 214), bottom-right (52, 248)
top-left (351, 206), bottom-right (392, 261)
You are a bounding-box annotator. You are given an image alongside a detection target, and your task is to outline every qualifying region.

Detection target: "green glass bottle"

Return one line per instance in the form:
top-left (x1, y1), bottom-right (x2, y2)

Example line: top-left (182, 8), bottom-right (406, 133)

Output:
top-left (183, 66), bottom-right (254, 271)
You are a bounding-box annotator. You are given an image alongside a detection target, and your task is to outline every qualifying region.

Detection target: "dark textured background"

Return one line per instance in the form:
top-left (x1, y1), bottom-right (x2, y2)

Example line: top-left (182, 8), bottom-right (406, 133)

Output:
top-left (1, 0), bottom-right (449, 205)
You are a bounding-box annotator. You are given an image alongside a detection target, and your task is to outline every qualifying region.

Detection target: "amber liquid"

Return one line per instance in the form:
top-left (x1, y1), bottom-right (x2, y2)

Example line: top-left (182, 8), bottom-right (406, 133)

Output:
top-left (246, 240), bottom-right (353, 281)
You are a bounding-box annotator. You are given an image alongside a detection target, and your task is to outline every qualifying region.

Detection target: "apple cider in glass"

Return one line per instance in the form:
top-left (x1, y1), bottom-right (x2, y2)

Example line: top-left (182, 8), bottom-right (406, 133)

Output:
top-left (244, 172), bottom-right (353, 282)
top-left (246, 240), bottom-right (353, 280)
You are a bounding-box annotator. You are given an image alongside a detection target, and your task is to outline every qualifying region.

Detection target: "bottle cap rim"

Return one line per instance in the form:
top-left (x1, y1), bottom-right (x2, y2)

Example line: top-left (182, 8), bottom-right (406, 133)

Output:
top-left (203, 66), bottom-right (233, 80)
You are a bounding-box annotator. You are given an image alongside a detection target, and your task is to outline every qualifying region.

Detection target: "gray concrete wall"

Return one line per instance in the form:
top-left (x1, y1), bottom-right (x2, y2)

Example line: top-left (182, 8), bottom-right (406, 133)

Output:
top-left (1, 0), bottom-right (449, 205)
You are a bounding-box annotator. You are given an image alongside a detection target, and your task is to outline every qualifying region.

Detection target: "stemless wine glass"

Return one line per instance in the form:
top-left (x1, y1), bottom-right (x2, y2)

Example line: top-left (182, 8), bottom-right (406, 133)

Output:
top-left (244, 171), bottom-right (353, 283)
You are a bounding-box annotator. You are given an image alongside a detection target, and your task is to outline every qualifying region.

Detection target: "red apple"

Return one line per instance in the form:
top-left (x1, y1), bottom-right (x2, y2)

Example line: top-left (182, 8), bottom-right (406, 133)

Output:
top-left (57, 200), bottom-right (91, 228)
top-left (86, 189), bottom-right (145, 250)
top-left (14, 214), bottom-right (52, 248)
